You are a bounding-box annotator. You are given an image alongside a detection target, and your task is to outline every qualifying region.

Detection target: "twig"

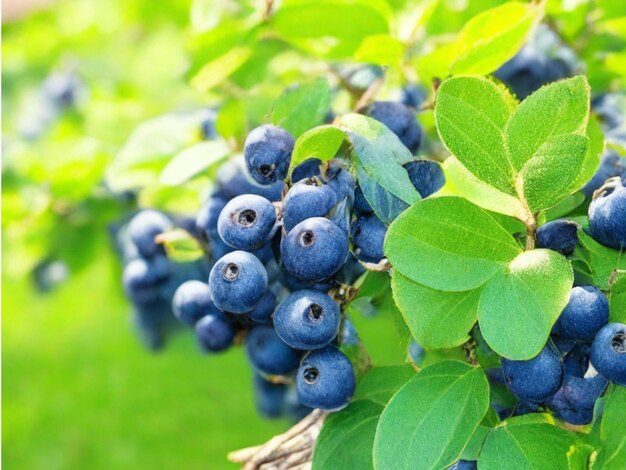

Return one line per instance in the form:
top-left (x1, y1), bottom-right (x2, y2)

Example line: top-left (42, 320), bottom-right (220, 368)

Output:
top-left (229, 410), bottom-right (328, 469)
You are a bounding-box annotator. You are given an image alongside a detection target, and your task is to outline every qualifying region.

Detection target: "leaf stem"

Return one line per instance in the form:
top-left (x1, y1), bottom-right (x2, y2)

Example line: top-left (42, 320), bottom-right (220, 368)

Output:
top-left (525, 214), bottom-right (537, 251)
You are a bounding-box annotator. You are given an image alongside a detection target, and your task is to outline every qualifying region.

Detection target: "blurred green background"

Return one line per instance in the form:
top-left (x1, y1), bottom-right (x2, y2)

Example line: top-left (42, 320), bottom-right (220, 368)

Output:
top-left (0, 2), bottom-right (407, 467)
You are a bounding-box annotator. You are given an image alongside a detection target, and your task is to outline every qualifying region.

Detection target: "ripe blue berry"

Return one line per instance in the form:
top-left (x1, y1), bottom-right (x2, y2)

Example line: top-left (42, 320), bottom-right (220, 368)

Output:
top-left (502, 345), bottom-right (563, 403)
top-left (273, 290), bottom-right (340, 350)
top-left (404, 160), bottom-right (445, 198)
top-left (123, 255), bottom-right (171, 303)
top-left (283, 180), bottom-right (338, 231)
top-left (547, 373), bottom-right (608, 425)
top-left (209, 251), bottom-right (268, 314)
top-left (536, 220), bottom-right (579, 256)
top-left (128, 210), bottom-right (172, 258)
top-left (217, 194), bottom-right (277, 250)
top-left (172, 280), bottom-right (220, 326)
top-left (247, 290), bottom-right (277, 324)
top-left (326, 164), bottom-right (356, 202)
top-left (350, 215), bottom-right (386, 263)
top-left (253, 373), bottom-right (287, 419)
top-left (246, 325), bottom-right (301, 375)
top-left (195, 312), bottom-right (236, 352)
top-left (555, 286), bottom-right (609, 341)
top-left (217, 158), bottom-right (285, 201)
top-left (588, 178), bottom-right (626, 250)
top-left (582, 150), bottom-right (626, 198)
top-left (196, 195), bottom-right (228, 242)
top-left (296, 345), bottom-right (355, 411)
top-left (244, 125), bottom-right (295, 184)
top-left (590, 322), bottom-right (626, 386)
top-left (281, 217), bottom-right (349, 282)
top-left (367, 101), bottom-right (422, 153)
top-left (291, 158), bottom-right (322, 183)
top-left (353, 186), bottom-right (374, 215)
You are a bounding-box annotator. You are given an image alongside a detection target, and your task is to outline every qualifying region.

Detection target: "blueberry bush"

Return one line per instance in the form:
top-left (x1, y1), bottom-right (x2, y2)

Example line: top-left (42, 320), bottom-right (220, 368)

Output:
top-left (7, 0), bottom-right (626, 468)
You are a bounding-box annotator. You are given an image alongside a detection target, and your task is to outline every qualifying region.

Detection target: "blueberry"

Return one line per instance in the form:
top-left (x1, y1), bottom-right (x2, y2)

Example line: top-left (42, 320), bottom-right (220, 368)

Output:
top-left (400, 84), bottom-right (427, 109)
top-left (200, 109), bottom-right (218, 140)
top-left (582, 150), bottom-right (626, 198)
top-left (283, 180), bottom-right (338, 231)
top-left (244, 125), bottom-right (295, 184)
top-left (249, 241), bottom-right (276, 265)
top-left (350, 215), bottom-right (387, 263)
top-left (588, 178), bottom-right (626, 249)
top-left (209, 251), bottom-right (268, 314)
top-left (296, 345), bottom-right (355, 411)
top-left (209, 233), bottom-right (235, 261)
top-left (274, 290), bottom-right (340, 350)
top-left (284, 386), bottom-right (313, 421)
top-left (291, 158), bottom-right (322, 183)
top-left (502, 345), bottom-right (564, 403)
top-left (216, 158), bottom-right (286, 201)
top-left (195, 312), bottom-right (236, 352)
top-left (326, 164), bottom-right (356, 203)
top-left (404, 160), bottom-right (446, 197)
top-left (282, 273), bottom-right (335, 293)
top-left (366, 101), bottom-right (422, 153)
top-left (536, 220), bottom-right (580, 256)
top-left (196, 195), bottom-right (228, 242)
top-left (447, 460), bottom-right (477, 470)
top-left (128, 210), bottom-right (172, 258)
top-left (172, 280), bottom-right (221, 326)
top-left (42, 71), bottom-right (82, 108)
top-left (563, 344), bottom-right (591, 379)
top-left (246, 325), bottom-right (301, 375)
top-left (409, 340), bottom-right (426, 365)
top-left (547, 373), bottom-right (608, 425)
top-left (555, 286), bottom-right (609, 341)
top-left (590, 323), bottom-right (626, 386)
top-left (338, 64), bottom-right (384, 93)
top-left (551, 335), bottom-right (576, 356)
top-left (281, 217), bottom-right (349, 282)
top-left (334, 252), bottom-right (366, 285)
top-left (133, 302), bottom-right (167, 351)
top-left (123, 255), bottom-right (171, 303)
top-left (353, 186), bottom-right (374, 215)
top-left (217, 194), bottom-right (277, 250)
top-left (253, 373), bottom-right (287, 419)
top-left (248, 290), bottom-right (277, 324)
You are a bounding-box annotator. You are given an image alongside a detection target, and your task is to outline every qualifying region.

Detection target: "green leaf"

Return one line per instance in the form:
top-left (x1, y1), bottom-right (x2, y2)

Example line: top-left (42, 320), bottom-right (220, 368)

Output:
top-left (451, 2), bottom-right (543, 75)
top-left (156, 229), bottom-right (204, 262)
top-left (609, 271), bottom-right (626, 322)
top-left (595, 387), bottom-right (626, 470)
top-left (271, 78), bottom-right (331, 138)
top-left (505, 76), bottom-right (590, 170)
top-left (160, 140), bottom-right (231, 186)
top-left (339, 113), bottom-right (421, 223)
top-left (106, 112), bottom-right (207, 191)
top-left (272, 0), bottom-right (391, 58)
top-left (479, 415), bottom-right (583, 470)
top-left (353, 365), bottom-right (416, 405)
top-left (354, 34), bottom-right (405, 67)
top-left (385, 197), bottom-right (521, 291)
top-left (373, 361), bottom-right (490, 470)
top-left (313, 400), bottom-right (383, 470)
top-left (441, 156), bottom-right (527, 220)
top-left (478, 249), bottom-right (574, 359)
top-left (434, 76), bottom-right (518, 193)
top-left (290, 125), bottom-right (345, 167)
top-left (573, 229), bottom-right (626, 290)
top-left (516, 134), bottom-right (589, 212)
top-left (190, 46), bottom-right (252, 93)
top-left (391, 272), bottom-right (480, 349)
top-left (543, 191), bottom-right (586, 221)
top-left (569, 116), bottom-right (605, 192)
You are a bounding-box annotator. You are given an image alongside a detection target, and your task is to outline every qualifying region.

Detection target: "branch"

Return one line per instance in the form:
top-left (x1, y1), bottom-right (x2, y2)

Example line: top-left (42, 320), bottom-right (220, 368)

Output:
top-left (228, 409), bottom-right (328, 469)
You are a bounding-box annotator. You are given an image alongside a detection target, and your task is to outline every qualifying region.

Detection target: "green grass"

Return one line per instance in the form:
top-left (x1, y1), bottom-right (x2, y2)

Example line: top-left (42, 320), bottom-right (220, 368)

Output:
top-left (2, 237), bottom-right (406, 469)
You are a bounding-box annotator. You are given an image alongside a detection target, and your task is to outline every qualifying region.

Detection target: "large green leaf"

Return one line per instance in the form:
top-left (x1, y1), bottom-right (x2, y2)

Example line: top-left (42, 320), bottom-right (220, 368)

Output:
top-left (479, 415), bottom-right (584, 470)
top-left (290, 125), bottom-right (345, 167)
top-left (505, 76), bottom-right (590, 169)
top-left (569, 116), bottom-right (605, 192)
top-left (313, 400), bottom-right (383, 470)
top-left (272, 78), bottom-right (331, 138)
top-left (441, 156), bottom-right (527, 221)
top-left (392, 273), bottom-right (480, 349)
top-left (353, 365), bottom-right (416, 406)
top-left (451, 2), bottom-right (543, 75)
top-left (385, 197), bottom-right (521, 291)
top-left (595, 387), bottom-right (626, 470)
top-left (190, 46), bottom-right (252, 93)
top-left (160, 140), bottom-right (231, 186)
top-left (516, 134), bottom-right (589, 212)
top-left (339, 113), bottom-right (421, 223)
top-left (373, 361), bottom-right (489, 470)
top-left (479, 249), bottom-right (574, 359)
top-left (434, 76), bottom-right (517, 194)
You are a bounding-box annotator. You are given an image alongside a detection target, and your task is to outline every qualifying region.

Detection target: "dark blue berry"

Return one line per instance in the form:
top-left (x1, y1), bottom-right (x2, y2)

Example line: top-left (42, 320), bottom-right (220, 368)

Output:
top-left (244, 125), bottom-right (294, 184)
top-left (588, 178), bottom-right (626, 249)
top-left (172, 280), bottom-right (220, 326)
top-left (404, 160), bottom-right (445, 198)
top-left (590, 322), bottom-right (626, 386)
top-left (350, 215), bottom-right (386, 263)
top-left (291, 158), bottom-right (322, 183)
top-left (195, 312), bottom-right (236, 352)
top-left (128, 210), bottom-right (172, 258)
top-left (536, 220), bottom-right (579, 256)
top-left (246, 325), bottom-right (301, 375)
top-left (283, 180), bottom-right (337, 231)
top-left (555, 286), bottom-right (609, 341)
top-left (367, 101), bottom-right (422, 153)
top-left (217, 194), bottom-right (277, 250)
top-left (502, 345), bottom-right (563, 403)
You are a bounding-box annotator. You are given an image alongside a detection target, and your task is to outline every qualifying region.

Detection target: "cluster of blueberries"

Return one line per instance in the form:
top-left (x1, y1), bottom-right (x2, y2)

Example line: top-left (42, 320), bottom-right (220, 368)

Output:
top-left (117, 93), bottom-right (442, 416)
